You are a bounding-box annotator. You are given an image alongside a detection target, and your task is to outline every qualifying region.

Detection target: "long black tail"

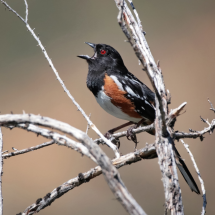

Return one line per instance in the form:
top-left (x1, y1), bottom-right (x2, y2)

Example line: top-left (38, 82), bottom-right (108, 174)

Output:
top-left (174, 147), bottom-right (200, 194)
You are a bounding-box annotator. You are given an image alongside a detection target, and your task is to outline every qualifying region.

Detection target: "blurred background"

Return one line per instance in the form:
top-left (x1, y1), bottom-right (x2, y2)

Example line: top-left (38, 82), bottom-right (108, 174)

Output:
top-left (0, 0), bottom-right (215, 214)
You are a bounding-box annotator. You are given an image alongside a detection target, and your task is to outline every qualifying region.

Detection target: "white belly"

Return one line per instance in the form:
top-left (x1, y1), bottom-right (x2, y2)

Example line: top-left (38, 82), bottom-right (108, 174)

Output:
top-left (95, 90), bottom-right (140, 123)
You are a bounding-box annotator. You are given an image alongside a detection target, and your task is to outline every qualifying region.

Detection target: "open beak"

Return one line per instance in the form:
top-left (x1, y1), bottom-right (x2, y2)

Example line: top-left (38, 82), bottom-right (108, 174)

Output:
top-left (77, 42), bottom-right (96, 60)
top-left (85, 42), bottom-right (96, 49)
top-left (77, 55), bottom-right (91, 60)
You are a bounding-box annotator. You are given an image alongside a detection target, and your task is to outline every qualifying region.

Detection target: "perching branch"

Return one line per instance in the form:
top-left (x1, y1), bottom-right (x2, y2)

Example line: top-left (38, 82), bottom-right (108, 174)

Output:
top-left (95, 102), bottom-right (187, 145)
top-left (1, 0), bottom-right (120, 158)
top-left (21, 143), bottom-right (155, 215)
top-left (3, 140), bottom-right (55, 159)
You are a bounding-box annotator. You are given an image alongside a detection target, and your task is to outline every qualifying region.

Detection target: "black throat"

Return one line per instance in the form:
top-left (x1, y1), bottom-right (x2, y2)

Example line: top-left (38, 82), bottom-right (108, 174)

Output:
top-left (86, 64), bottom-right (106, 97)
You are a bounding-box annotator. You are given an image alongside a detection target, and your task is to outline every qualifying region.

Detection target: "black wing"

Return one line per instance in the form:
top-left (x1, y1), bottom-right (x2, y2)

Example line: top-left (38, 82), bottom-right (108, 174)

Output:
top-left (110, 70), bottom-right (156, 122)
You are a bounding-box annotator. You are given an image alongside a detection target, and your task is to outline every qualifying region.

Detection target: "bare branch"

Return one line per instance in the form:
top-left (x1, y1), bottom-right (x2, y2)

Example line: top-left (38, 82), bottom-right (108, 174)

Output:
top-left (0, 0), bottom-right (120, 158)
top-left (23, 0), bottom-right (28, 23)
top-left (95, 123), bottom-right (154, 145)
top-left (22, 143), bottom-right (155, 215)
top-left (127, 0), bottom-right (144, 34)
top-left (0, 128), bottom-right (3, 215)
top-left (174, 119), bottom-right (215, 140)
top-left (114, 1), bottom-right (184, 213)
top-left (95, 102), bottom-right (186, 145)
top-left (154, 96), bottom-right (183, 213)
top-left (3, 122), bottom-right (96, 162)
top-left (208, 98), bottom-right (215, 113)
top-left (180, 140), bottom-right (207, 215)
top-left (1, 1), bottom-right (25, 22)
top-left (0, 114), bottom-right (146, 215)
top-left (3, 140), bottom-right (55, 159)
top-left (86, 113), bottom-right (91, 134)
top-left (2, 150), bottom-right (8, 155)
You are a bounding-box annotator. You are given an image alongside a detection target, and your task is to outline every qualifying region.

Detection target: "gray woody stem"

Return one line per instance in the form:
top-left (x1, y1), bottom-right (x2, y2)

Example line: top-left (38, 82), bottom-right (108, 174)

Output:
top-left (0, 128), bottom-right (3, 215)
top-left (0, 114), bottom-right (146, 215)
top-left (114, 0), bottom-right (183, 214)
top-left (3, 140), bottom-right (55, 159)
top-left (180, 140), bottom-right (207, 215)
top-left (1, 0), bottom-right (120, 158)
top-left (22, 144), bottom-right (155, 215)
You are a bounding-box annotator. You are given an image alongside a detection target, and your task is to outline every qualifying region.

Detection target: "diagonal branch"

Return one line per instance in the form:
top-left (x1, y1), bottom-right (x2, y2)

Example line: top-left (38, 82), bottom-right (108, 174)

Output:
top-left (0, 113), bottom-right (146, 215)
top-left (21, 143), bottom-right (155, 215)
top-left (180, 140), bottom-right (207, 215)
top-left (114, 1), bottom-right (184, 214)
top-left (3, 140), bottom-right (55, 159)
top-left (1, 0), bottom-right (119, 158)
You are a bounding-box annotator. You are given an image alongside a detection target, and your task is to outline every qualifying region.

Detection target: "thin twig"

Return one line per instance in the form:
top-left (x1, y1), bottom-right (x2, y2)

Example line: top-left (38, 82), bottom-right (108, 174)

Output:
top-left (3, 121), bottom-right (96, 162)
top-left (1, 0), bottom-right (119, 158)
top-left (180, 140), bottom-right (207, 215)
top-left (3, 140), bottom-right (55, 159)
top-left (86, 113), bottom-right (91, 134)
top-left (0, 128), bottom-right (3, 215)
top-left (12, 147), bottom-right (18, 151)
top-left (127, 0), bottom-right (144, 33)
top-left (2, 150), bottom-right (8, 154)
top-left (174, 120), bottom-right (215, 140)
top-left (23, 0), bottom-right (28, 23)
top-left (22, 143), bottom-right (155, 215)
top-left (208, 98), bottom-right (215, 113)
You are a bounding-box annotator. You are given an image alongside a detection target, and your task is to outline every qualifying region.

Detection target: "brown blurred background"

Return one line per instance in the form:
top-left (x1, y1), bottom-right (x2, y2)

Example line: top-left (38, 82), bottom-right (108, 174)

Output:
top-left (0, 0), bottom-right (215, 214)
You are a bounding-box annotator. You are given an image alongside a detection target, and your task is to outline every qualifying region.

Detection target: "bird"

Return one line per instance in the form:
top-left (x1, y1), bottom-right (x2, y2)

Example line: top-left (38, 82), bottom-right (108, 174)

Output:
top-left (78, 42), bottom-right (200, 194)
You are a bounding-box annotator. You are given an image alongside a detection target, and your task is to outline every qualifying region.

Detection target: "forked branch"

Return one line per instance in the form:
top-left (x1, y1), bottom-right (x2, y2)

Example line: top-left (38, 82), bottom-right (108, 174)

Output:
top-left (21, 143), bottom-right (155, 215)
top-left (1, 0), bottom-right (120, 158)
top-left (0, 113), bottom-right (146, 215)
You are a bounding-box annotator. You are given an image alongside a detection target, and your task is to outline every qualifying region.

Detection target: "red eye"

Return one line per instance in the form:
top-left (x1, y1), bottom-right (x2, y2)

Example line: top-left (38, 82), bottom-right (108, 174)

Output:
top-left (100, 50), bottom-right (106, 55)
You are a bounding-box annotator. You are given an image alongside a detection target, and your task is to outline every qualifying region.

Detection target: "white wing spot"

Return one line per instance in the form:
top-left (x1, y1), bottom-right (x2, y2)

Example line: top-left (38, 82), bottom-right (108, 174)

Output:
top-left (110, 75), bottom-right (123, 90)
top-left (125, 86), bottom-right (140, 98)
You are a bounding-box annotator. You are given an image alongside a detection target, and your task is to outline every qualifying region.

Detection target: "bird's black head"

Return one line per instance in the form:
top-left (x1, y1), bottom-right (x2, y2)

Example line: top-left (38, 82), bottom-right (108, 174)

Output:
top-left (78, 42), bottom-right (124, 70)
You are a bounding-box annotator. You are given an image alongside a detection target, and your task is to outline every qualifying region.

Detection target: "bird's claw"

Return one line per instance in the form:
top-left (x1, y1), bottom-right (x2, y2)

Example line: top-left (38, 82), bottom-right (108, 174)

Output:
top-left (126, 125), bottom-right (138, 151)
top-left (104, 131), bottom-right (120, 149)
top-left (104, 131), bottom-right (113, 140)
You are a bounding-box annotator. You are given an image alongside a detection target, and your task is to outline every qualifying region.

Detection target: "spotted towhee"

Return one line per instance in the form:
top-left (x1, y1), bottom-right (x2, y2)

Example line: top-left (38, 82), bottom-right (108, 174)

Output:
top-left (78, 42), bottom-right (200, 194)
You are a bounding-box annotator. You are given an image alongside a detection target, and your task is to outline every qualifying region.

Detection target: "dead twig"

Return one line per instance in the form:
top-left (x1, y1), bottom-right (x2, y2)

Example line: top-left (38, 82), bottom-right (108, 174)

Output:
top-left (22, 143), bottom-right (155, 215)
top-left (180, 140), bottom-right (207, 215)
top-left (0, 113), bottom-right (146, 215)
top-left (3, 140), bottom-right (55, 159)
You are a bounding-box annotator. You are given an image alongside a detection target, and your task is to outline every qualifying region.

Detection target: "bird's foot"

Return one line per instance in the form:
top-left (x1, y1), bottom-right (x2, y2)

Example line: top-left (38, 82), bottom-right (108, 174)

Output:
top-left (104, 131), bottom-right (120, 149)
top-left (126, 125), bottom-right (138, 151)
top-left (104, 131), bottom-right (113, 140)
